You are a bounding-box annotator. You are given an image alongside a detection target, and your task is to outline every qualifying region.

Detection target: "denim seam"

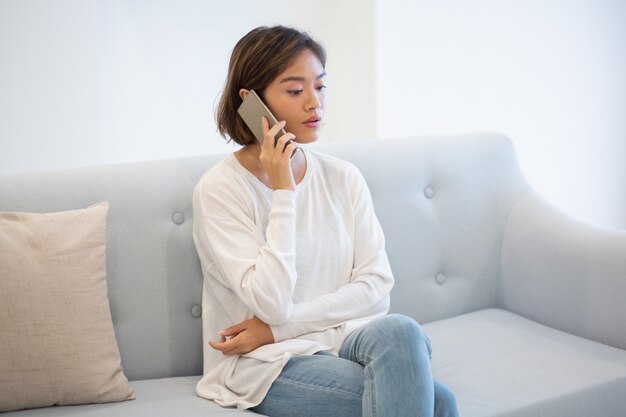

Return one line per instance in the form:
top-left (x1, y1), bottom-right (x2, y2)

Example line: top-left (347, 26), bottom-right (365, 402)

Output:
top-left (364, 362), bottom-right (377, 417)
top-left (276, 375), bottom-right (363, 399)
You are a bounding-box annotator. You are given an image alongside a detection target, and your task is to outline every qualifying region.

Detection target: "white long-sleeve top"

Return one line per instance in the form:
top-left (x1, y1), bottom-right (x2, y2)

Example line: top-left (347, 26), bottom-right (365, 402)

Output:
top-left (192, 147), bottom-right (394, 409)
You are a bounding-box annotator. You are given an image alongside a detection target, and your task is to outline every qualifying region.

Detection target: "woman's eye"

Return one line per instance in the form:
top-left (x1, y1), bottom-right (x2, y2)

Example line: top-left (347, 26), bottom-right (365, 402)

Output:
top-left (287, 89), bottom-right (303, 96)
top-left (317, 85), bottom-right (327, 91)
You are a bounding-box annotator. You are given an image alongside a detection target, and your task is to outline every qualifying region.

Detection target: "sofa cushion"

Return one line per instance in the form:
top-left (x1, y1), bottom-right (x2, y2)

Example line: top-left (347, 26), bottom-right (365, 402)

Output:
top-left (0, 202), bottom-right (134, 412)
top-left (424, 308), bottom-right (626, 417)
top-left (0, 376), bottom-right (260, 417)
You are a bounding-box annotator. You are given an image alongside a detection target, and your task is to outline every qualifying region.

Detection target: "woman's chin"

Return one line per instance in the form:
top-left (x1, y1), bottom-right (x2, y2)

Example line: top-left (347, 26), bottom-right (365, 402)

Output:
top-left (295, 131), bottom-right (321, 144)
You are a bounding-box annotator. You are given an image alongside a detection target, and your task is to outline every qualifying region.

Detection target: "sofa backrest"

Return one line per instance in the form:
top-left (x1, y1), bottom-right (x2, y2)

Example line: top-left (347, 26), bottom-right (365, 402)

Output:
top-left (0, 133), bottom-right (528, 381)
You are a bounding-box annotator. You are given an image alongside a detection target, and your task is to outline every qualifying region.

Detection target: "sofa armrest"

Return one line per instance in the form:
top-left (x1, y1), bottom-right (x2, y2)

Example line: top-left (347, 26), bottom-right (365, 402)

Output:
top-left (498, 188), bottom-right (626, 350)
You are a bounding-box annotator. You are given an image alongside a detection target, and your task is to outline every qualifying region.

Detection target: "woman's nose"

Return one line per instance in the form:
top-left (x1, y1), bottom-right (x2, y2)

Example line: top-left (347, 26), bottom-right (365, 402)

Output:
top-left (306, 89), bottom-right (322, 110)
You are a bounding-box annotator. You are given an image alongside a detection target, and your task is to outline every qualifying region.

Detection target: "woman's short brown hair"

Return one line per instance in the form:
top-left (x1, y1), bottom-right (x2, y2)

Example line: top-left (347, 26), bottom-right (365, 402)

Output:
top-left (216, 25), bottom-right (326, 146)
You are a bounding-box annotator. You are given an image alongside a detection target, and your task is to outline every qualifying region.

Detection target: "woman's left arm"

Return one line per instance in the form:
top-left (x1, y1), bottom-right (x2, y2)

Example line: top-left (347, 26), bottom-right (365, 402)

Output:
top-left (269, 167), bottom-right (394, 342)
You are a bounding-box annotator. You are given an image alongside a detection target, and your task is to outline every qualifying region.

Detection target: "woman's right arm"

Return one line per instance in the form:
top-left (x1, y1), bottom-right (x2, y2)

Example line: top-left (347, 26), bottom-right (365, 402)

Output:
top-left (193, 118), bottom-right (300, 326)
top-left (193, 186), bottom-right (297, 325)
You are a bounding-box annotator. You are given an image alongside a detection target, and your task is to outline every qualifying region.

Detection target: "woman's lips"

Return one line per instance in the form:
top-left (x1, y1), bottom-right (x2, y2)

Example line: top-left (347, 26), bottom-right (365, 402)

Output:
top-left (303, 118), bottom-right (321, 128)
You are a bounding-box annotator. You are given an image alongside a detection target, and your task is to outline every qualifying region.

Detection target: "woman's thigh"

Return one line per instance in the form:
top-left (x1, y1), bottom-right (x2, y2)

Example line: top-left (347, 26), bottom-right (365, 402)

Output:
top-left (250, 352), bottom-right (365, 417)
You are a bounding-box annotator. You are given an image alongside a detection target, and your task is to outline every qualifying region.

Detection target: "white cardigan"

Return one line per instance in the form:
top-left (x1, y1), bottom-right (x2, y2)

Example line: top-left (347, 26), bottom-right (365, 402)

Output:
top-left (192, 147), bottom-right (394, 409)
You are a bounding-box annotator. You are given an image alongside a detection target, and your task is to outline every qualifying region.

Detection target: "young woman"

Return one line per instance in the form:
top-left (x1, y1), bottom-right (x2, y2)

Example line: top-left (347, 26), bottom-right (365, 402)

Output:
top-left (192, 25), bottom-right (459, 417)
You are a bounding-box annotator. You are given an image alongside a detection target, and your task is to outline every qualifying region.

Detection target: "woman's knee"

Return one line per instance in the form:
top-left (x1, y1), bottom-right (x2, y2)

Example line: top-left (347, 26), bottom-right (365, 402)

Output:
top-left (380, 314), bottom-right (432, 355)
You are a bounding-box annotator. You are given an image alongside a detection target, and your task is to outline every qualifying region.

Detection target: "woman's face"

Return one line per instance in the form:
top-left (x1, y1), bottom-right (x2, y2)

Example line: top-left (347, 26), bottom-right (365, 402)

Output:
top-left (262, 49), bottom-right (326, 144)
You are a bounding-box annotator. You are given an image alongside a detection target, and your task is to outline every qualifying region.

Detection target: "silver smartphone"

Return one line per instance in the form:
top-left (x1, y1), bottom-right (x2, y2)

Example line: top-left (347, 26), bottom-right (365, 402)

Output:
top-left (237, 89), bottom-right (286, 144)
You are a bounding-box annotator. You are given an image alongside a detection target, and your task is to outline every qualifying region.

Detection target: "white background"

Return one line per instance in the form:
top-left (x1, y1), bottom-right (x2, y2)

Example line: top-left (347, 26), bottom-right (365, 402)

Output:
top-left (1, 0), bottom-right (624, 229)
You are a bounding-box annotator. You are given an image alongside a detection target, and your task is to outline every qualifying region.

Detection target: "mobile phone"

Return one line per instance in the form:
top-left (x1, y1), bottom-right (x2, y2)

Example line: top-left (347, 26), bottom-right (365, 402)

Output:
top-left (237, 90), bottom-right (286, 144)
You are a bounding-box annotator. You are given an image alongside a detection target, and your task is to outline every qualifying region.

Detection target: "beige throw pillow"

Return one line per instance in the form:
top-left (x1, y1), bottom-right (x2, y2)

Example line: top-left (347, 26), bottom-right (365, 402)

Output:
top-left (0, 202), bottom-right (135, 412)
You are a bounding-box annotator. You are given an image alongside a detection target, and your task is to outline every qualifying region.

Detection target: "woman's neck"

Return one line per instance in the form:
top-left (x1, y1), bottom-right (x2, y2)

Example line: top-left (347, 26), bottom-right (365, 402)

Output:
top-left (235, 142), bottom-right (307, 188)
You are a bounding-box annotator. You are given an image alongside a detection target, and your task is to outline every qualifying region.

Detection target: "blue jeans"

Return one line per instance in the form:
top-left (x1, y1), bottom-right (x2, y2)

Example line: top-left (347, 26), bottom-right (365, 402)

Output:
top-left (250, 314), bottom-right (459, 417)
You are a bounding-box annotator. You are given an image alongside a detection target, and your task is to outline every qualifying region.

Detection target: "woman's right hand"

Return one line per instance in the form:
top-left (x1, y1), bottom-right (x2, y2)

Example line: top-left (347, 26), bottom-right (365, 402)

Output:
top-left (209, 316), bottom-right (275, 356)
top-left (260, 116), bottom-right (299, 191)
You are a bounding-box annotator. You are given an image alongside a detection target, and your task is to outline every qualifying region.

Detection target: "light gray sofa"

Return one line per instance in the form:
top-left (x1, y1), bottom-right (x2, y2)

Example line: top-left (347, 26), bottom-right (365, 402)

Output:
top-left (1, 133), bottom-right (625, 417)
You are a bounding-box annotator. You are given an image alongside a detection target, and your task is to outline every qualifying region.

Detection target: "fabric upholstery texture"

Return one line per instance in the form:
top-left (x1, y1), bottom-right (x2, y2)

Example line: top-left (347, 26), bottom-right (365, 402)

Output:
top-left (0, 377), bottom-right (257, 417)
top-left (499, 189), bottom-right (626, 350)
top-left (424, 308), bottom-right (626, 417)
top-left (0, 202), bottom-right (135, 412)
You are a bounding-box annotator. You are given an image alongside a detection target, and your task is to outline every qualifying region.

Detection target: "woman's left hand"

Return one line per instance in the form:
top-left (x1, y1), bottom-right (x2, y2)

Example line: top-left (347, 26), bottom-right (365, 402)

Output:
top-left (209, 316), bottom-right (275, 356)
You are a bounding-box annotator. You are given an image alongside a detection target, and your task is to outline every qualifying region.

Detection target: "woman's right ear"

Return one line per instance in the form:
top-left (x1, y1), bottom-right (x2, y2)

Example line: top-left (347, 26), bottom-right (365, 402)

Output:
top-left (239, 88), bottom-right (250, 101)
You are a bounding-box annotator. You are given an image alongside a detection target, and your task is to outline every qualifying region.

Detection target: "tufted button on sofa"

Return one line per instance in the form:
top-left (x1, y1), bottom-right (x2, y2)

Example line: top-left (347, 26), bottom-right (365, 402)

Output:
top-left (1, 133), bottom-right (625, 417)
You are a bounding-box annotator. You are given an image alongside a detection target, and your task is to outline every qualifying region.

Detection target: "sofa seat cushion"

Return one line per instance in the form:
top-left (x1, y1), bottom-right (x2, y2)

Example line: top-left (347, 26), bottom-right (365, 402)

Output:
top-left (423, 308), bottom-right (626, 417)
top-left (2, 376), bottom-right (261, 417)
top-left (5, 310), bottom-right (625, 417)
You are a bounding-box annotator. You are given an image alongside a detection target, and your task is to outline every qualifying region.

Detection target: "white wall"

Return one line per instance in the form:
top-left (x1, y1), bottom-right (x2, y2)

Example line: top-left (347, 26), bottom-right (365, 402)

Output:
top-left (0, 0), bottom-right (101, 172)
top-left (1, 0), bottom-right (624, 229)
top-left (0, 0), bottom-right (375, 170)
top-left (375, 0), bottom-right (626, 229)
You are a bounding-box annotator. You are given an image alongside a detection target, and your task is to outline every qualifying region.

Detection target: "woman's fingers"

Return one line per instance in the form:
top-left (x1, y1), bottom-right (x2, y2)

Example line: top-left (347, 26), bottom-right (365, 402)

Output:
top-left (258, 117), bottom-right (297, 190)
top-left (211, 319), bottom-right (251, 355)
top-left (218, 322), bottom-right (245, 337)
top-left (209, 334), bottom-right (247, 356)
top-left (261, 117), bottom-right (296, 156)
top-left (261, 117), bottom-right (286, 147)
top-left (209, 317), bottom-right (275, 356)
top-left (286, 139), bottom-right (299, 159)
top-left (274, 133), bottom-right (297, 159)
